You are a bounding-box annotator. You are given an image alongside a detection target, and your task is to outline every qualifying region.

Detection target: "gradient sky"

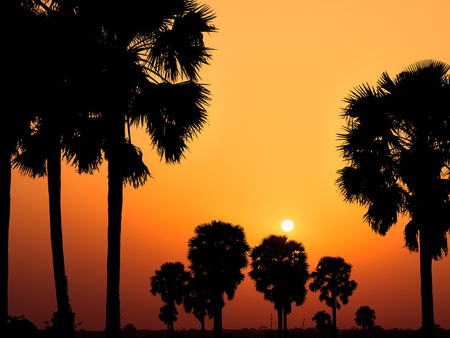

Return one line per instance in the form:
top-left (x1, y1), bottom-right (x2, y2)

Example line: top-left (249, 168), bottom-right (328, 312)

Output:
top-left (9, 0), bottom-right (450, 332)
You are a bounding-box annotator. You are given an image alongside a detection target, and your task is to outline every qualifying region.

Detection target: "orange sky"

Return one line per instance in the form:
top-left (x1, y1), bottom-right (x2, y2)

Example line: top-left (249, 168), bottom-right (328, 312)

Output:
top-left (9, 0), bottom-right (450, 332)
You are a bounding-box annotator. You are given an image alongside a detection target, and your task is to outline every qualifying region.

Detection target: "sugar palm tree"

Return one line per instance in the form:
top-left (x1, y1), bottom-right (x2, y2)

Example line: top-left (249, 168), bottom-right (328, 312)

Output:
top-left (158, 304), bottom-right (178, 336)
top-left (188, 221), bottom-right (250, 338)
top-left (6, 2), bottom-right (99, 336)
top-left (183, 273), bottom-right (209, 338)
top-left (249, 235), bottom-right (309, 338)
top-left (150, 262), bottom-right (191, 338)
top-left (69, 3), bottom-right (216, 337)
top-left (355, 306), bottom-right (376, 338)
top-left (309, 257), bottom-right (357, 338)
top-left (1, 2), bottom-right (43, 333)
top-left (312, 311), bottom-right (332, 338)
top-left (336, 60), bottom-right (450, 338)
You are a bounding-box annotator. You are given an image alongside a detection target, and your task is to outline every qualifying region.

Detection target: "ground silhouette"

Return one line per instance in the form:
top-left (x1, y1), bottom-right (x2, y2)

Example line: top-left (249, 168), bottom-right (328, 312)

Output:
top-left (70, 327), bottom-right (450, 338)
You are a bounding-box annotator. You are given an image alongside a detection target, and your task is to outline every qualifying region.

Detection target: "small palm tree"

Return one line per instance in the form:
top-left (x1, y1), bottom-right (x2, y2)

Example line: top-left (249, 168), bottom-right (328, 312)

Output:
top-left (337, 60), bottom-right (450, 338)
top-left (158, 305), bottom-right (178, 336)
top-left (150, 262), bottom-right (191, 338)
top-left (188, 220), bottom-right (250, 338)
top-left (183, 274), bottom-right (209, 338)
top-left (122, 324), bottom-right (138, 338)
top-left (309, 257), bottom-right (357, 338)
top-left (355, 306), bottom-right (376, 338)
top-left (312, 311), bottom-right (332, 338)
top-left (249, 235), bottom-right (309, 338)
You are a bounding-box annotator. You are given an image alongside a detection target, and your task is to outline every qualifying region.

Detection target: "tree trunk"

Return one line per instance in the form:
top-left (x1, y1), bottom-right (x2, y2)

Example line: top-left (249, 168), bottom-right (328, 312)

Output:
top-left (201, 315), bottom-right (205, 338)
top-left (105, 113), bottom-right (126, 338)
top-left (331, 296), bottom-right (337, 338)
top-left (169, 312), bottom-right (174, 338)
top-left (213, 305), bottom-right (223, 338)
top-left (419, 232), bottom-right (435, 338)
top-left (277, 308), bottom-right (282, 338)
top-left (283, 308), bottom-right (288, 338)
top-left (47, 140), bottom-right (75, 338)
top-left (169, 318), bottom-right (174, 338)
top-left (105, 147), bottom-right (123, 338)
top-left (0, 150), bottom-right (11, 336)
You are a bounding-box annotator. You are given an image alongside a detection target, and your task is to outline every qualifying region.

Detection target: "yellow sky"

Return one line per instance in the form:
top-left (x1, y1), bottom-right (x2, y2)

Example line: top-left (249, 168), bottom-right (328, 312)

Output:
top-left (8, 0), bottom-right (450, 331)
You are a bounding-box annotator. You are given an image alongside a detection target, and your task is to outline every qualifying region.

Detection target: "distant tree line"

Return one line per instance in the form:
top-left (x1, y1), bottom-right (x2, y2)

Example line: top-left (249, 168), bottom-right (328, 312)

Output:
top-left (151, 221), bottom-right (360, 338)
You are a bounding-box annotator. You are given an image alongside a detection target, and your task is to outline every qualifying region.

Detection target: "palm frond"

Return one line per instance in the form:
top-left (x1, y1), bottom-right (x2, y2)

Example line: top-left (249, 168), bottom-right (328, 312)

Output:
top-left (12, 128), bottom-right (48, 178)
top-left (147, 4), bottom-right (216, 81)
top-left (134, 80), bottom-right (209, 163)
top-left (118, 142), bottom-right (151, 188)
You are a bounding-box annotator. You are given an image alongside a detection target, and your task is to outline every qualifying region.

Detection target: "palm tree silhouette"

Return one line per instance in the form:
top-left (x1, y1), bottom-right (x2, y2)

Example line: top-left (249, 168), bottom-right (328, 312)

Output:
top-left (336, 60), bottom-right (450, 338)
top-left (309, 256), bottom-right (357, 338)
top-left (158, 305), bottom-right (178, 336)
top-left (188, 220), bottom-right (250, 338)
top-left (7, 2), bottom-right (100, 336)
top-left (249, 235), bottom-right (309, 338)
top-left (354, 306), bottom-right (376, 338)
top-left (183, 274), bottom-right (209, 338)
top-left (151, 262), bottom-right (191, 338)
top-left (66, 3), bottom-right (217, 336)
top-left (312, 311), bottom-right (332, 338)
top-left (1, 2), bottom-right (43, 333)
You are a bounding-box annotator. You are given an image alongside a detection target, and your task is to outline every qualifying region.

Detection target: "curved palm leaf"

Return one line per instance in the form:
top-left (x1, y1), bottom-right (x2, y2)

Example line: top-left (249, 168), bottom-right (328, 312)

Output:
top-left (12, 126), bottom-right (49, 178)
top-left (133, 80), bottom-right (209, 163)
top-left (147, 2), bottom-right (216, 81)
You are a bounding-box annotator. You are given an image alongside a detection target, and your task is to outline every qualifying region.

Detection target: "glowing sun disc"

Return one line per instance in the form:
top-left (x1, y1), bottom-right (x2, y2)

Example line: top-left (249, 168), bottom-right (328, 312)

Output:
top-left (281, 220), bottom-right (294, 232)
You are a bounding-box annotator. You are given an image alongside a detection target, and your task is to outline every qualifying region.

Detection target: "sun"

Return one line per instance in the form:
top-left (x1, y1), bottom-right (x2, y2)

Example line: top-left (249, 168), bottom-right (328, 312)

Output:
top-left (281, 220), bottom-right (294, 232)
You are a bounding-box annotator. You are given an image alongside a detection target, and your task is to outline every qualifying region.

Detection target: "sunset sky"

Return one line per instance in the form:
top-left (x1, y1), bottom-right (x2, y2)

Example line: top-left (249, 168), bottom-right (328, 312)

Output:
top-left (9, 0), bottom-right (450, 332)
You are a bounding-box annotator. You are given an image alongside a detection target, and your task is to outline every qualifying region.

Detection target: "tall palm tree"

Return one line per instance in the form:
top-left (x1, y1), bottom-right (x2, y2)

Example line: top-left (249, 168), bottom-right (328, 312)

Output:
top-left (150, 262), bottom-right (191, 338)
top-left (6, 1), bottom-right (99, 336)
top-left (70, 3), bottom-right (216, 337)
top-left (188, 220), bottom-right (250, 338)
top-left (354, 306), bottom-right (376, 338)
top-left (336, 60), bottom-right (450, 338)
top-left (309, 256), bottom-right (357, 338)
top-left (249, 235), bottom-right (309, 338)
top-left (1, 2), bottom-right (43, 333)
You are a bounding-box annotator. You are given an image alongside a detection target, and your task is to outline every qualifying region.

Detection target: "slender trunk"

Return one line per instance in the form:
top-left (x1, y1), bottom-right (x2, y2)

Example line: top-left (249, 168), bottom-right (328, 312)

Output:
top-left (283, 308), bottom-right (287, 338)
top-left (169, 311), bottom-right (174, 338)
top-left (47, 139), bottom-right (75, 338)
top-left (201, 315), bottom-right (205, 338)
top-left (213, 305), bottom-right (222, 338)
top-left (105, 119), bottom-right (125, 338)
top-left (331, 295), bottom-right (337, 338)
top-left (0, 150), bottom-right (11, 336)
top-left (419, 232), bottom-right (435, 338)
top-left (277, 308), bottom-right (282, 338)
